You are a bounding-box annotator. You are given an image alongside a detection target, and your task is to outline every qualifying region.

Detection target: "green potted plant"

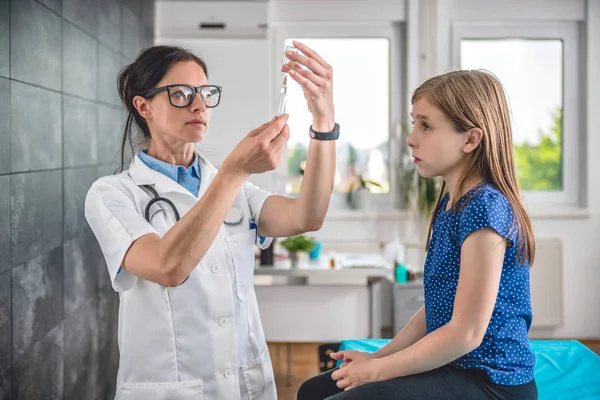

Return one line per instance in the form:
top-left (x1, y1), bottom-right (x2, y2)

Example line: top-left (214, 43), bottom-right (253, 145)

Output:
top-left (401, 167), bottom-right (440, 216)
top-left (347, 174), bottom-right (382, 210)
top-left (280, 235), bottom-right (317, 268)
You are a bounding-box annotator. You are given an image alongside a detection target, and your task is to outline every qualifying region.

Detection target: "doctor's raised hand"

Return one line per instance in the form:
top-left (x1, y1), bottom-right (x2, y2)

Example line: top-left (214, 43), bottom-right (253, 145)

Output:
top-left (282, 40), bottom-right (335, 132)
top-left (84, 44), bottom-right (337, 400)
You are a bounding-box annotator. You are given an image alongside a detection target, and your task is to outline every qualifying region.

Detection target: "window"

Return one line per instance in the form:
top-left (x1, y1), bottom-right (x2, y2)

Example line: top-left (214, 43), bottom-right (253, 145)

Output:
top-left (452, 22), bottom-right (581, 206)
top-left (461, 39), bottom-right (563, 191)
top-left (273, 24), bottom-right (402, 209)
top-left (284, 38), bottom-right (390, 196)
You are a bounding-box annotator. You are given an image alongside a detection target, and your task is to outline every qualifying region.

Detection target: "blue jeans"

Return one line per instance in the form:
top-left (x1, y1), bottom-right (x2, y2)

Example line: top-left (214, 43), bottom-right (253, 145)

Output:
top-left (297, 365), bottom-right (537, 400)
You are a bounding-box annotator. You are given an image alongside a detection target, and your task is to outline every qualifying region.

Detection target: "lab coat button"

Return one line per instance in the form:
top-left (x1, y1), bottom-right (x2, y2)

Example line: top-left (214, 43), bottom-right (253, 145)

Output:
top-left (211, 264), bottom-right (220, 274)
top-left (224, 368), bottom-right (233, 379)
top-left (219, 317), bottom-right (227, 327)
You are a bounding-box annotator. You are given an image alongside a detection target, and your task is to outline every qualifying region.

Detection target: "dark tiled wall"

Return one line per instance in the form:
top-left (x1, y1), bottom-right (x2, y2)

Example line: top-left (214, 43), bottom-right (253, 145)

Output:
top-left (0, 0), bottom-right (154, 399)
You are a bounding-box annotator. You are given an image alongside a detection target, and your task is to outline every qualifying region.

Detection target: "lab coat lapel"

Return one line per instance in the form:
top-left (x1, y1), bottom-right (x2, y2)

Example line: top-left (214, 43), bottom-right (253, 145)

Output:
top-left (196, 152), bottom-right (218, 199)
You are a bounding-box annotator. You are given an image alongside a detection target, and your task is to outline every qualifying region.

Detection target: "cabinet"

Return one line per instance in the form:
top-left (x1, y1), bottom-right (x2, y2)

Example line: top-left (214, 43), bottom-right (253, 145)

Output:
top-left (393, 281), bottom-right (424, 334)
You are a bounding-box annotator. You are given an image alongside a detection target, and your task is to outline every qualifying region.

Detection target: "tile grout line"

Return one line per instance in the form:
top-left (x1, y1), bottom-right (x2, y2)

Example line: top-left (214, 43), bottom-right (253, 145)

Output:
top-left (60, 6), bottom-right (66, 386)
top-left (9, 77), bottom-right (124, 110)
top-left (8, 0), bottom-right (13, 397)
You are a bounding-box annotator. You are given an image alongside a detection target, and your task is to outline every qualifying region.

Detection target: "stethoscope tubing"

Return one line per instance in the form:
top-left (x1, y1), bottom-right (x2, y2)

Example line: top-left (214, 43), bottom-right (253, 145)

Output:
top-left (141, 184), bottom-right (243, 226)
top-left (142, 184), bottom-right (181, 222)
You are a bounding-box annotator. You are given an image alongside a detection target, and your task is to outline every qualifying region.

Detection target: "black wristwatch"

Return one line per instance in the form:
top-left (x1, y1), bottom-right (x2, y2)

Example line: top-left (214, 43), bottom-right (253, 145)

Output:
top-left (309, 123), bottom-right (340, 141)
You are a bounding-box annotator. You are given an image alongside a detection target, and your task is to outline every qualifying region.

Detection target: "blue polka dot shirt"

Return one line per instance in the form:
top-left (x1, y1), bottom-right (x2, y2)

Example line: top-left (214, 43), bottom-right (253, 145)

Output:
top-left (423, 182), bottom-right (535, 385)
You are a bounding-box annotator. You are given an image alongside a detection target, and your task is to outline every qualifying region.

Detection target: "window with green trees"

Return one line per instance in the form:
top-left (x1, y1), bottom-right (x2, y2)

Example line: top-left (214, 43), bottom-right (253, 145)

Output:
top-left (461, 38), bottom-right (563, 192)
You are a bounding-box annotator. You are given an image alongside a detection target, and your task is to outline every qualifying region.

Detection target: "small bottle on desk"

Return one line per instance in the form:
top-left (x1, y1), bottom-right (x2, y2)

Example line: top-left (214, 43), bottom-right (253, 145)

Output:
top-left (395, 260), bottom-right (408, 283)
top-left (260, 239), bottom-right (275, 266)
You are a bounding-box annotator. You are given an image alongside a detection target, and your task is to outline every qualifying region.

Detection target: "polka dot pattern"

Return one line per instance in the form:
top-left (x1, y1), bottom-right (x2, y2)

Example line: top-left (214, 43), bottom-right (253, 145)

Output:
top-left (423, 182), bottom-right (535, 385)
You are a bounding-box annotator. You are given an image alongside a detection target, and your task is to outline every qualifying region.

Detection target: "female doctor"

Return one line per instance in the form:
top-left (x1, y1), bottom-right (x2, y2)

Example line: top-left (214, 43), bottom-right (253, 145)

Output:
top-left (84, 43), bottom-right (336, 400)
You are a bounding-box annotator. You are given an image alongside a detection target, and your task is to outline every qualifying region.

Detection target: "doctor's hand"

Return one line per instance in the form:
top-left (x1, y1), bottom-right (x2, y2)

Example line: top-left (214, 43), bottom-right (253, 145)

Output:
top-left (330, 351), bottom-right (381, 391)
top-left (221, 114), bottom-right (290, 177)
top-left (282, 41), bottom-right (334, 129)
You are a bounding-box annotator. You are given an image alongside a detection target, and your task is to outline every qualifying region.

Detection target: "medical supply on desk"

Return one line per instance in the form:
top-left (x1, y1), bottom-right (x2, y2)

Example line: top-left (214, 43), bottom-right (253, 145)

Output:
top-left (309, 241), bottom-right (322, 260)
top-left (395, 262), bottom-right (408, 283)
top-left (328, 251), bottom-right (338, 269)
top-left (383, 237), bottom-right (405, 266)
top-left (277, 45), bottom-right (298, 115)
top-left (325, 252), bottom-right (391, 270)
top-left (260, 238), bottom-right (275, 266)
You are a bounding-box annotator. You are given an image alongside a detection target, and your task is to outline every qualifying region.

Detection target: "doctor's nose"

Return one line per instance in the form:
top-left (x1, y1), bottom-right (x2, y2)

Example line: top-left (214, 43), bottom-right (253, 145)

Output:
top-left (190, 92), bottom-right (207, 113)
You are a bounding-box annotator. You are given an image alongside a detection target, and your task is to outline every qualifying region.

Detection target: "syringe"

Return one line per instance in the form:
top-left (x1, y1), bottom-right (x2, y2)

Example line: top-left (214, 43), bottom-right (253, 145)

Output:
top-left (277, 46), bottom-right (299, 116)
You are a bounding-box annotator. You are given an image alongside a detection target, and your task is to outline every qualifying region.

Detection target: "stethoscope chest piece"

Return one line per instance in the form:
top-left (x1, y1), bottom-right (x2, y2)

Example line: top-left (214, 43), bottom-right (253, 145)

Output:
top-left (224, 206), bottom-right (244, 226)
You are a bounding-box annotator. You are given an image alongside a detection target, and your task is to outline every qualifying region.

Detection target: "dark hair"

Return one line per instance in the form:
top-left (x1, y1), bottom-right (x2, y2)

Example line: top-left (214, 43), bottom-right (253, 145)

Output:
top-left (116, 45), bottom-right (208, 172)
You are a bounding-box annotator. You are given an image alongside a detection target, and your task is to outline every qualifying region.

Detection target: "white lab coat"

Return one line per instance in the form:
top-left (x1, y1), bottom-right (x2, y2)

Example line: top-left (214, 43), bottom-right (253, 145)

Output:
top-left (84, 153), bottom-right (277, 400)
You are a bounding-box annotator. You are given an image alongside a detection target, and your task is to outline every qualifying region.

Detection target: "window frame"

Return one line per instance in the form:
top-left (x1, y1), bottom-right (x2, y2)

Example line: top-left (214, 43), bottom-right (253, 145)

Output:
top-left (271, 22), bottom-right (403, 210)
top-left (452, 21), bottom-right (582, 207)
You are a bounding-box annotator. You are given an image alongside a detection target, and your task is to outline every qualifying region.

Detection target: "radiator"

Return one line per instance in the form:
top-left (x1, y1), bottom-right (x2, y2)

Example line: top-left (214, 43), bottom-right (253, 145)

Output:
top-left (530, 239), bottom-right (563, 328)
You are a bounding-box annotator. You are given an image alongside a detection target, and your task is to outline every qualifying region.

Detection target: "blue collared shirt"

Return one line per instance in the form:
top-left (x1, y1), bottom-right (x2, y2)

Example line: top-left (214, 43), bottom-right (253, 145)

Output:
top-left (138, 151), bottom-right (201, 197)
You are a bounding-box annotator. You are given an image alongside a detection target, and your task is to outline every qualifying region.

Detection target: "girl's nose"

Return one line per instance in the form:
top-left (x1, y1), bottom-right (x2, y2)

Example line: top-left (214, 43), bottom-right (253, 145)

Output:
top-left (406, 130), bottom-right (416, 148)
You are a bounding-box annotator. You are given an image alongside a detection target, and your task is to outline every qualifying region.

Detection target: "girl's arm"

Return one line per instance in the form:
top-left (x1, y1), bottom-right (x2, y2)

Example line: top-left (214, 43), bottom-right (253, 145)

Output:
top-left (371, 306), bottom-right (427, 359)
top-left (375, 227), bottom-right (506, 380)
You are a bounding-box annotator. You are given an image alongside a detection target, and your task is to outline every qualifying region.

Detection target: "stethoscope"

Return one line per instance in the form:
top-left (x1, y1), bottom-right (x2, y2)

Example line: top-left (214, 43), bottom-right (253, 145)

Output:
top-left (141, 184), bottom-right (245, 225)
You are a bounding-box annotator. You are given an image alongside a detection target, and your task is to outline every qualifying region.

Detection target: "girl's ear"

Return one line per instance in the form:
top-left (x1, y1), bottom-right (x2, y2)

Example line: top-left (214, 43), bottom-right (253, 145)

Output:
top-left (133, 95), bottom-right (153, 120)
top-left (463, 127), bottom-right (483, 154)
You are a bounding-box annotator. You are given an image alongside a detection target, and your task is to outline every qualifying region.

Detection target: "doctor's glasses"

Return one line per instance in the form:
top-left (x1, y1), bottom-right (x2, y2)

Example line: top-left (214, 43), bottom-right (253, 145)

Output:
top-left (141, 84), bottom-right (222, 108)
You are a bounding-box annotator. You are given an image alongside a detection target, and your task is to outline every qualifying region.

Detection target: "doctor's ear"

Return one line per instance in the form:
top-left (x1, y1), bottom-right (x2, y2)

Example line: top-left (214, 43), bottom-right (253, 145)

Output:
top-left (463, 127), bottom-right (483, 154)
top-left (132, 95), bottom-right (153, 120)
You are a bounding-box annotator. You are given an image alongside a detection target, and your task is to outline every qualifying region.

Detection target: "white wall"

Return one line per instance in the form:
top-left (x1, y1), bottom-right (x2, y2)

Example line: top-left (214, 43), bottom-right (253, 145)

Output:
top-left (269, 0), bottom-right (405, 22)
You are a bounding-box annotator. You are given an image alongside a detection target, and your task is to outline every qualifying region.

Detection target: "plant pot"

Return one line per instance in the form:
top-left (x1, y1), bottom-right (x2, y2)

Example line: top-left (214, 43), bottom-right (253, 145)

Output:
top-left (352, 187), bottom-right (371, 210)
top-left (289, 251), bottom-right (308, 268)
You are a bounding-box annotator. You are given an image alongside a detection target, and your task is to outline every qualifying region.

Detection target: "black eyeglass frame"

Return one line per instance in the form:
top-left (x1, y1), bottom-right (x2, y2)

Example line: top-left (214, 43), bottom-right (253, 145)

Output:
top-left (141, 84), bottom-right (223, 108)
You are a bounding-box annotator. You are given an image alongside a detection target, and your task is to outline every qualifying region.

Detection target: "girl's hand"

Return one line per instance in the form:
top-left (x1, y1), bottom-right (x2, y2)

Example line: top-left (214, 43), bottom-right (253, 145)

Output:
top-left (282, 40), bottom-right (334, 129)
top-left (330, 351), bottom-right (381, 391)
top-left (222, 115), bottom-right (290, 177)
top-left (329, 350), bottom-right (351, 369)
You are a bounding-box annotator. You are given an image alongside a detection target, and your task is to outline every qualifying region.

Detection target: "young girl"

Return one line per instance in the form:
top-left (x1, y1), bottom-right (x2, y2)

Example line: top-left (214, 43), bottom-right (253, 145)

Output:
top-left (297, 70), bottom-right (538, 400)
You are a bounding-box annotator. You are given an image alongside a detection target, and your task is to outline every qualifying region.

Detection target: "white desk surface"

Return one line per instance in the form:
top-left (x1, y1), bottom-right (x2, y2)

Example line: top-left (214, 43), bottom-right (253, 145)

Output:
top-left (254, 255), bottom-right (393, 286)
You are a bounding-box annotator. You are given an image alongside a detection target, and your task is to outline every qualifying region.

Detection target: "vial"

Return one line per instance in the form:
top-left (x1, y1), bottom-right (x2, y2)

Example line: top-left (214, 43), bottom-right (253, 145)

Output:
top-left (277, 46), bottom-right (299, 115)
top-left (281, 45), bottom-right (299, 70)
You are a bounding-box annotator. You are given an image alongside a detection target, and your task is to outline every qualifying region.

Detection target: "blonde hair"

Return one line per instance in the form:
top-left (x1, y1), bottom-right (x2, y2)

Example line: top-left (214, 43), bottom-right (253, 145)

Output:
top-left (413, 70), bottom-right (535, 266)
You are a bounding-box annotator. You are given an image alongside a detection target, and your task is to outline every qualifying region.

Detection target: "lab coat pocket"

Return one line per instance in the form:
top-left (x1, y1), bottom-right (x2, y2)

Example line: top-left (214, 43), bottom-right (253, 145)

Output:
top-left (119, 379), bottom-right (203, 400)
top-left (241, 347), bottom-right (277, 400)
top-left (225, 230), bottom-right (255, 302)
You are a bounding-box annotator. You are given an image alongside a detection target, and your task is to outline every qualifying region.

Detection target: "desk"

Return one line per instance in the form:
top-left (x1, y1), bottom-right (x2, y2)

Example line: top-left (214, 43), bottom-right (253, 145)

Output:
top-left (254, 258), bottom-right (393, 342)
